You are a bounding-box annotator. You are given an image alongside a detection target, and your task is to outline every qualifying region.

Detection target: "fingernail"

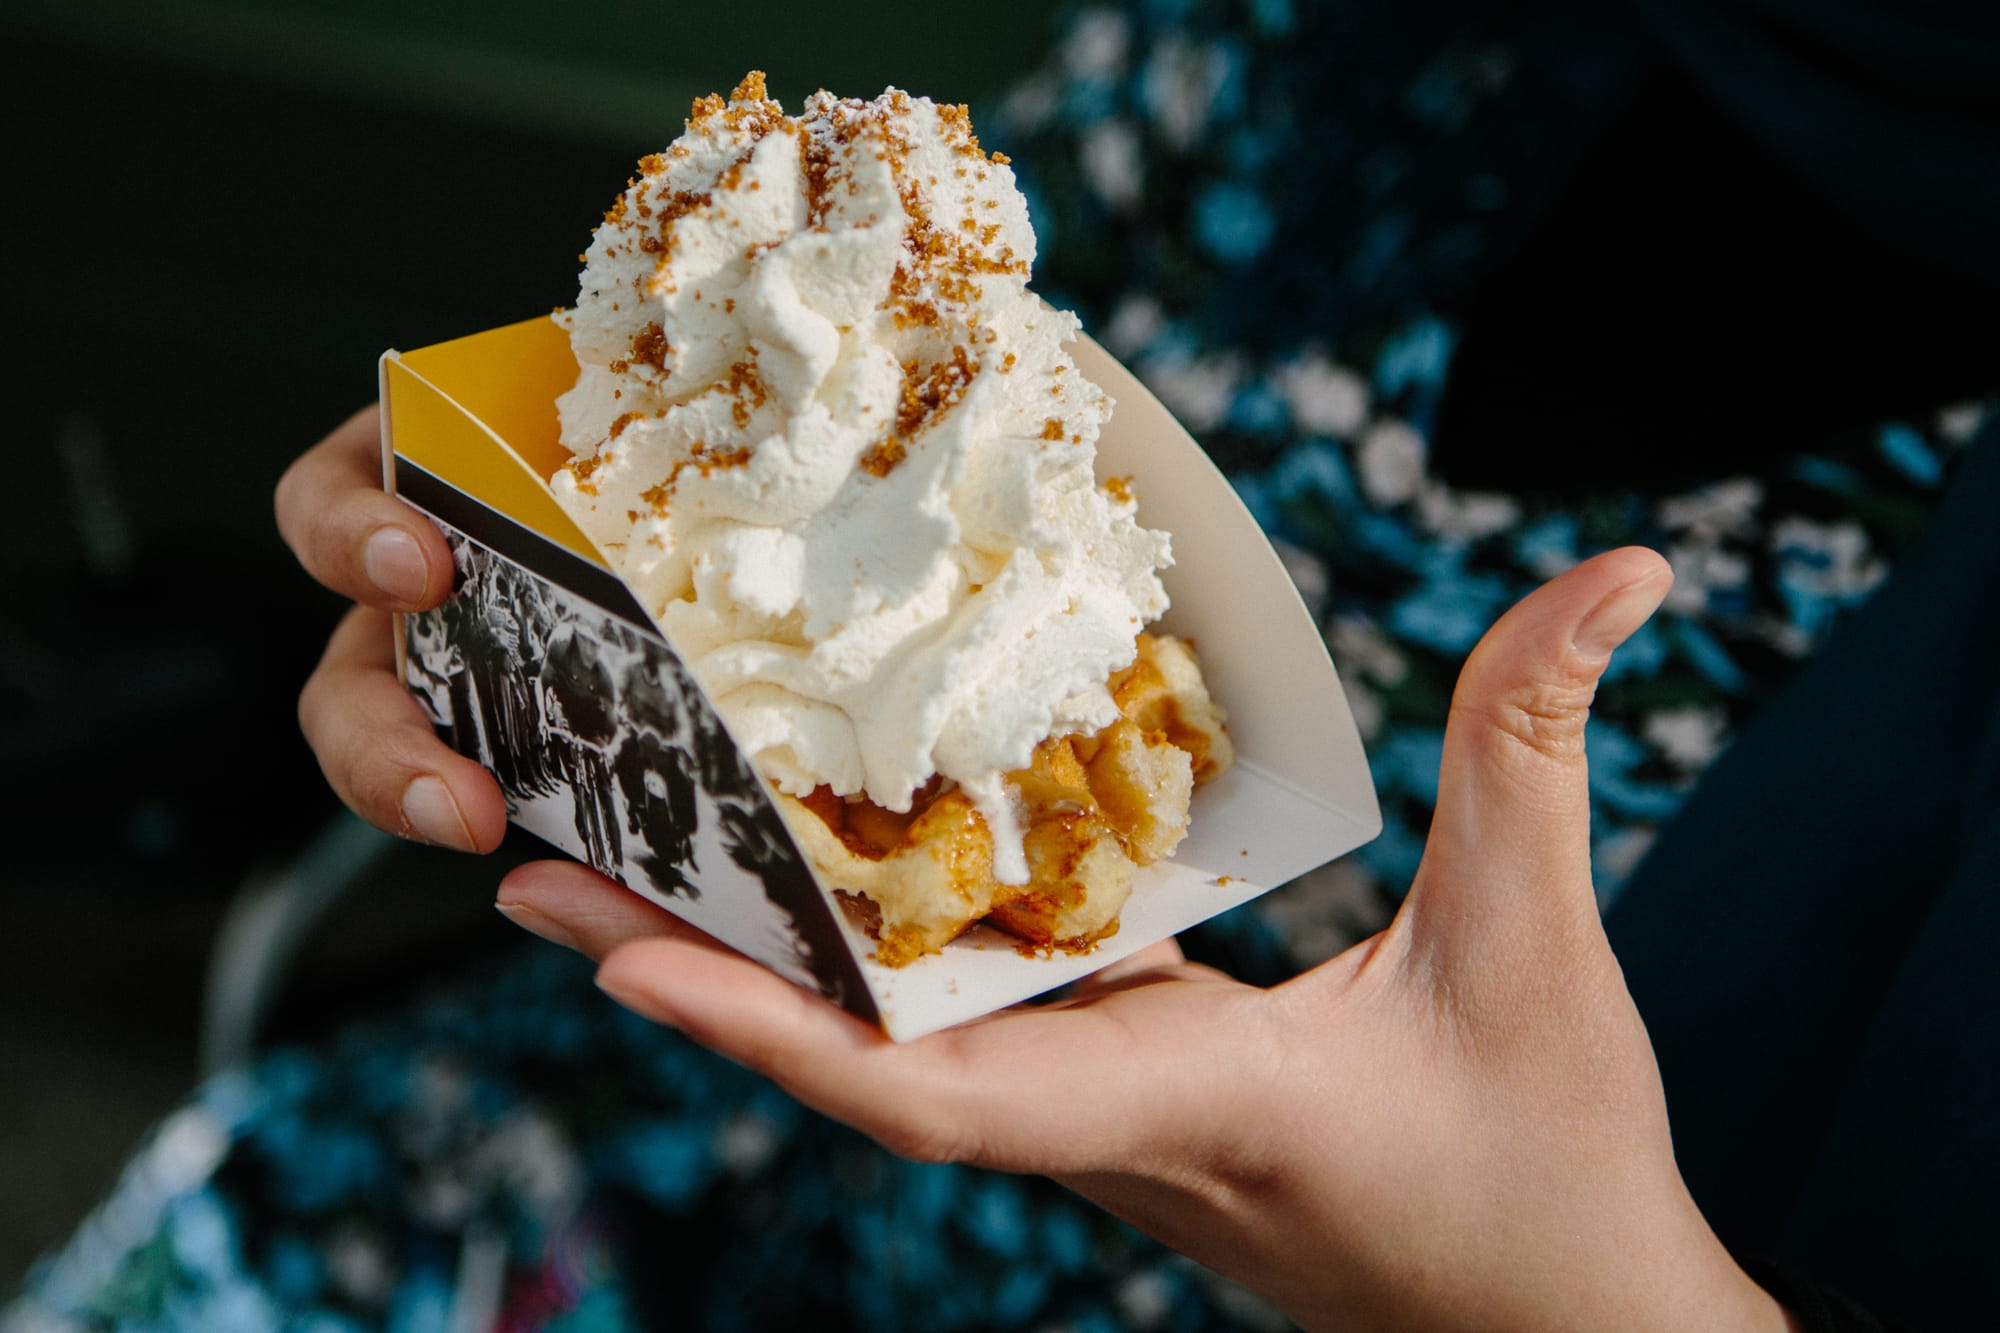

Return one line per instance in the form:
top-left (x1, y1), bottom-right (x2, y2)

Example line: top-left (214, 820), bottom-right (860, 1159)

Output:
top-left (363, 526), bottom-right (428, 604)
top-left (401, 776), bottom-right (477, 851)
top-left (1574, 568), bottom-right (1673, 659)
top-left (496, 900), bottom-right (582, 953)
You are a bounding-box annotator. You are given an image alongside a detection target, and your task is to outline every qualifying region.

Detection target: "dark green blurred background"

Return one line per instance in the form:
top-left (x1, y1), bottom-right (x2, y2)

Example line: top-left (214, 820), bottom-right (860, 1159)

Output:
top-left (1, 0), bottom-right (1062, 1285)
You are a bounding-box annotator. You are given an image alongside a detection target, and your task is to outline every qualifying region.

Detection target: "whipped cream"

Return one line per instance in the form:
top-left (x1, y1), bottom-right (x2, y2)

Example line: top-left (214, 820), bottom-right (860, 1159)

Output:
top-left (551, 73), bottom-right (1171, 882)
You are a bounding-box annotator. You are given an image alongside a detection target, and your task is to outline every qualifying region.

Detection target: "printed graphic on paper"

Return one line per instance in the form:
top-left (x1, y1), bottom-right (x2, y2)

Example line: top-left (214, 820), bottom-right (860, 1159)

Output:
top-left (395, 462), bottom-right (873, 1021)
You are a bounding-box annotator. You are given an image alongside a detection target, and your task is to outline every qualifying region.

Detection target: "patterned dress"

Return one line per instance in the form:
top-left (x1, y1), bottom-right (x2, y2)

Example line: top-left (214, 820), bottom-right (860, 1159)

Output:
top-left (10, 3), bottom-right (1984, 1330)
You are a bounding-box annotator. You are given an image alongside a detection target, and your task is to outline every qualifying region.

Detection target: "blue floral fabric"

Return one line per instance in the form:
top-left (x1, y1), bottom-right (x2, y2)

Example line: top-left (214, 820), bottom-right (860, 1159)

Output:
top-left (9, 2), bottom-right (1986, 1330)
top-left (15, 948), bottom-right (1250, 1333)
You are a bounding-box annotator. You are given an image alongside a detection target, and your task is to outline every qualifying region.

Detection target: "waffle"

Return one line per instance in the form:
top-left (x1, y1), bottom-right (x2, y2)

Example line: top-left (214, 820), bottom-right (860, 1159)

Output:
top-left (776, 633), bottom-right (1232, 966)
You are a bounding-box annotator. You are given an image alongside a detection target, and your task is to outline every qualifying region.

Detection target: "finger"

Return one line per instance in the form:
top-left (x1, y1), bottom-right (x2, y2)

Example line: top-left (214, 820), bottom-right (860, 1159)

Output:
top-left (593, 932), bottom-right (958, 1147)
top-left (298, 605), bottom-right (507, 851)
top-left (594, 929), bottom-right (1259, 1174)
top-left (275, 405), bottom-right (454, 610)
top-left (495, 859), bottom-right (707, 959)
top-left (1403, 547), bottom-right (1671, 968)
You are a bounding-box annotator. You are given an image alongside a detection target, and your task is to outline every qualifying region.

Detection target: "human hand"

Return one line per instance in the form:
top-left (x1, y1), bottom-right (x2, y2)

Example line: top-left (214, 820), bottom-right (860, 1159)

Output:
top-left (277, 405), bottom-right (508, 853)
top-left (495, 547), bottom-right (1796, 1332)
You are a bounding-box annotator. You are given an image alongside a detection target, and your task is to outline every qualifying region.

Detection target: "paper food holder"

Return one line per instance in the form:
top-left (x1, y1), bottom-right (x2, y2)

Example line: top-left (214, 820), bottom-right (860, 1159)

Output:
top-left (380, 314), bottom-right (1380, 1040)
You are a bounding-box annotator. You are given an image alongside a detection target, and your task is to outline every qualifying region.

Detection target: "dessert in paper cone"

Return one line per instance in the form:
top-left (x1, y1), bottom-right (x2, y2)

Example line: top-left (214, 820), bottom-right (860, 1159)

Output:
top-left (548, 74), bottom-right (1231, 965)
top-left (381, 78), bottom-right (1378, 1039)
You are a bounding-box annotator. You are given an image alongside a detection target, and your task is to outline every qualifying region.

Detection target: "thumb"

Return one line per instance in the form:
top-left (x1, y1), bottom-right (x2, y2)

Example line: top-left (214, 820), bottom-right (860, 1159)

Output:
top-left (1400, 546), bottom-right (1672, 979)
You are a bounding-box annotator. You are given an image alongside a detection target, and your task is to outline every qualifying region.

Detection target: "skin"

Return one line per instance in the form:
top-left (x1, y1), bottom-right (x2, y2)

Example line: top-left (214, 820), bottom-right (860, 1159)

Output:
top-left (280, 406), bottom-right (1800, 1333)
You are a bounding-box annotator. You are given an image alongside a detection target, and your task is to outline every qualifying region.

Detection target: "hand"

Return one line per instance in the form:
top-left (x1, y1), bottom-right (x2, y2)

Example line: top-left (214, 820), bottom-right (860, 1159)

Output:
top-left (494, 547), bottom-right (1796, 1333)
top-left (277, 406), bottom-right (508, 853)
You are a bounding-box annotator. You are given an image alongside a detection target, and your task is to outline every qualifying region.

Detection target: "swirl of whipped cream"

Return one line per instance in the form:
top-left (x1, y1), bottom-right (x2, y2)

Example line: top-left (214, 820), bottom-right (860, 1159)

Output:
top-left (551, 74), bottom-right (1171, 882)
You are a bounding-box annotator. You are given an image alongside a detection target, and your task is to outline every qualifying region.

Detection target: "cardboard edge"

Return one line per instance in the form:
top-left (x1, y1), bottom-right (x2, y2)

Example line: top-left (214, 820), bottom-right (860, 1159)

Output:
top-left (379, 351), bottom-right (410, 685)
